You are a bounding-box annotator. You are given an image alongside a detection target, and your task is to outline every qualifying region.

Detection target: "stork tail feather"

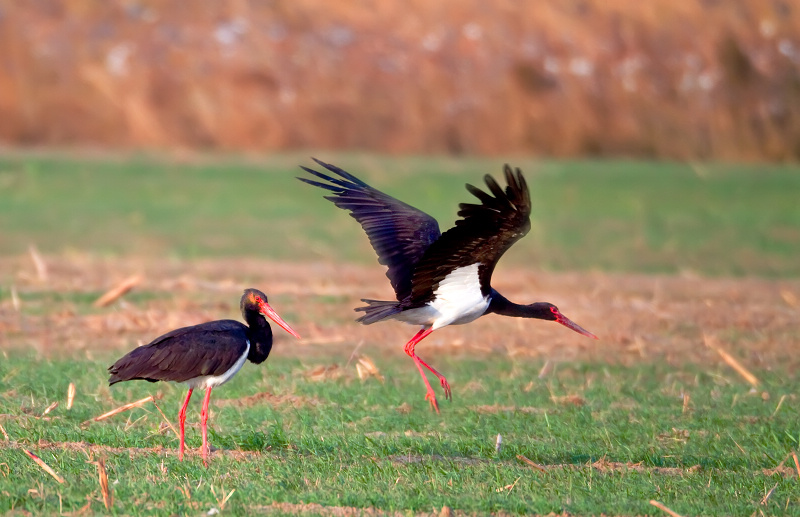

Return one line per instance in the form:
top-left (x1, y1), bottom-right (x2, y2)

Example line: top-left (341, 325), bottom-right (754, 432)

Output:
top-left (355, 299), bottom-right (403, 324)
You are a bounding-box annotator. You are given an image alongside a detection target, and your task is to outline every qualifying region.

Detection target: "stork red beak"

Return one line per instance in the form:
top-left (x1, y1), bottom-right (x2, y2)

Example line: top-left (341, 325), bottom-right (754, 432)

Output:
top-left (259, 301), bottom-right (301, 338)
top-left (554, 309), bottom-right (598, 339)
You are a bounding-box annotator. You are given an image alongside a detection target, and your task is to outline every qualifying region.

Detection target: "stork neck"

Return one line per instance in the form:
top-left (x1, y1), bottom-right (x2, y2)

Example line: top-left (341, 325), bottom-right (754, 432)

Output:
top-left (244, 312), bottom-right (273, 364)
top-left (487, 290), bottom-right (555, 320)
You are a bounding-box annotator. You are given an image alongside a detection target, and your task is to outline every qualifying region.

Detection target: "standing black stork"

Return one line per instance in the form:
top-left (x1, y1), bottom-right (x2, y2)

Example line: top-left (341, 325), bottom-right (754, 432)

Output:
top-left (299, 159), bottom-right (597, 412)
top-left (108, 288), bottom-right (300, 465)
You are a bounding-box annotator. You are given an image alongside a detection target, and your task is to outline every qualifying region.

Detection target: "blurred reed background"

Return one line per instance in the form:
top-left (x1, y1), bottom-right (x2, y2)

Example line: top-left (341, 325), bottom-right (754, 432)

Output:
top-left (0, 0), bottom-right (798, 160)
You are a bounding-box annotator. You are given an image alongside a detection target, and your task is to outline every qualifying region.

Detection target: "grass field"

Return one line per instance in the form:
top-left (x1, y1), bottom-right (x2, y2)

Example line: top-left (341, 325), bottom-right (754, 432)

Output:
top-left (1, 153), bottom-right (799, 276)
top-left (2, 354), bottom-right (799, 515)
top-left (1, 153), bottom-right (799, 515)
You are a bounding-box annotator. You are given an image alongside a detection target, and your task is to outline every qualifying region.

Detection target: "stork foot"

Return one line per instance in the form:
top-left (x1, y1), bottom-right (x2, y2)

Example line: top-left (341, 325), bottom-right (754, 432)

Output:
top-left (439, 376), bottom-right (452, 401)
top-left (425, 389), bottom-right (440, 414)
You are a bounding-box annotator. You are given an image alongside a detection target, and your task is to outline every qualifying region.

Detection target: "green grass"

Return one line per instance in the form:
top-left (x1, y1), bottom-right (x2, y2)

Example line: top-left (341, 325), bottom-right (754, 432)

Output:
top-left (1, 153), bottom-right (799, 277)
top-left (1, 353), bottom-right (798, 515)
top-left (1, 152), bottom-right (799, 515)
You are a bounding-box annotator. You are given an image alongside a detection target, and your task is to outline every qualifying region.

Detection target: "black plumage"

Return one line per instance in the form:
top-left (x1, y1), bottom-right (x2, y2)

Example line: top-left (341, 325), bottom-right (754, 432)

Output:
top-left (403, 165), bottom-right (531, 309)
top-left (299, 160), bottom-right (441, 303)
top-left (299, 160), bottom-right (596, 412)
top-left (108, 288), bottom-right (300, 465)
top-left (299, 160), bottom-right (531, 321)
top-left (109, 319), bottom-right (274, 385)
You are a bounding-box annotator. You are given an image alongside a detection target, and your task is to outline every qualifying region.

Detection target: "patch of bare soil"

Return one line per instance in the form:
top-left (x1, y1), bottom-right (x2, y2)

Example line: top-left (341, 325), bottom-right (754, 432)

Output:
top-left (251, 504), bottom-right (621, 517)
top-left (251, 501), bottom-right (451, 517)
top-left (2, 252), bottom-right (799, 372)
top-left (248, 502), bottom-right (550, 517)
top-left (470, 406), bottom-right (548, 414)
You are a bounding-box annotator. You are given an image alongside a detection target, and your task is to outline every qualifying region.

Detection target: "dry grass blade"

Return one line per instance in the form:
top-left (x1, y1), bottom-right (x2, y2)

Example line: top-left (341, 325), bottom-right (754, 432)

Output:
top-left (41, 401), bottom-right (59, 417)
top-left (770, 394), bottom-right (787, 418)
top-left (151, 399), bottom-right (180, 440)
top-left (704, 334), bottom-right (760, 387)
top-left (10, 285), bottom-right (20, 311)
top-left (93, 274), bottom-right (142, 307)
top-left (91, 458), bottom-right (113, 510)
top-left (221, 488), bottom-right (236, 508)
top-left (780, 289), bottom-right (798, 307)
top-left (90, 395), bottom-right (154, 423)
top-left (792, 451), bottom-right (800, 480)
top-left (537, 360), bottom-right (553, 379)
top-left (495, 476), bottom-right (521, 493)
top-left (356, 356), bottom-right (384, 382)
top-left (345, 339), bottom-right (365, 368)
top-left (67, 383), bottom-right (76, 410)
top-left (210, 485), bottom-right (236, 510)
top-left (28, 245), bottom-right (48, 281)
top-left (682, 393), bottom-right (690, 414)
top-left (650, 499), bottom-right (684, 517)
top-left (516, 454), bottom-right (548, 474)
top-left (305, 364), bottom-right (341, 382)
top-left (0, 423), bottom-right (9, 441)
top-left (23, 449), bottom-right (66, 484)
top-left (760, 481), bottom-right (779, 505)
top-left (729, 434), bottom-right (747, 455)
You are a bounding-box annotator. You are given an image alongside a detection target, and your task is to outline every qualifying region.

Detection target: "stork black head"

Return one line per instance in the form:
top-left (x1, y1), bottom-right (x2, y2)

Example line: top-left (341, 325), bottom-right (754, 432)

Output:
top-left (488, 293), bottom-right (598, 339)
top-left (528, 302), bottom-right (597, 339)
top-left (241, 288), bottom-right (301, 338)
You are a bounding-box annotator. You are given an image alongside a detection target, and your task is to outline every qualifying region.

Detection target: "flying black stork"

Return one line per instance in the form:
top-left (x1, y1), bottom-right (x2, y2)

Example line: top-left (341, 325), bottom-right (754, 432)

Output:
top-left (299, 159), bottom-right (597, 412)
top-left (108, 288), bottom-right (300, 465)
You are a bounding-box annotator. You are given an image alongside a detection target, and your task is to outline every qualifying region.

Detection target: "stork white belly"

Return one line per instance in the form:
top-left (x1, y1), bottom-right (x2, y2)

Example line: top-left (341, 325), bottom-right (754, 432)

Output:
top-left (396, 264), bottom-right (490, 330)
top-left (185, 341), bottom-right (250, 390)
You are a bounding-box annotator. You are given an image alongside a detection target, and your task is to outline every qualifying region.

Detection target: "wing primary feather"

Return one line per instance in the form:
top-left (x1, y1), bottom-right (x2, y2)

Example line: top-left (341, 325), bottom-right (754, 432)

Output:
top-left (298, 169), bottom-right (361, 191)
top-left (298, 160), bottom-right (442, 301)
top-left (297, 177), bottom-right (350, 192)
top-left (405, 165), bottom-right (532, 305)
top-left (311, 158), bottom-right (371, 187)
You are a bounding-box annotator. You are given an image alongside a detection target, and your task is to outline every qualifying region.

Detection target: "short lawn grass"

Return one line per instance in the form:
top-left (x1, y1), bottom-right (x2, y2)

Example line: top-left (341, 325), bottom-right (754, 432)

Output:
top-left (1, 354), bottom-right (798, 515)
top-left (1, 153), bottom-right (798, 276)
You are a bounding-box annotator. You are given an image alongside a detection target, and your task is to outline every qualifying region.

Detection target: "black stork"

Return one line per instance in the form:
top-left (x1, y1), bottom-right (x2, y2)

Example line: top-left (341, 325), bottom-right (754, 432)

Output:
top-left (108, 288), bottom-right (300, 465)
top-left (299, 159), bottom-right (597, 412)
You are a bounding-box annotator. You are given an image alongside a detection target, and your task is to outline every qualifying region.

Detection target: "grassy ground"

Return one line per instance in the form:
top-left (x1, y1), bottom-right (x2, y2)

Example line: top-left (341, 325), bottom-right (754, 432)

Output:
top-left (1, 153), bottom-right (799, 515)
top-left (1, 153), bottom-right (799, 276)
top-left (1, 354), bottom-right (799, 516)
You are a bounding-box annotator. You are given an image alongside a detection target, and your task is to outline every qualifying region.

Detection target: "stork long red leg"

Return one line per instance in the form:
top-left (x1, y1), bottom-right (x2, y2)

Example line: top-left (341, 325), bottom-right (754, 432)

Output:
top-left (410, 354), bottom-right (441, 413)
top-left (414, 355), bottom-right (451, 401)
top-left (178, 388), bottom-right (193, 461)
top-left (200, 387), bottom-right (213, 467)
top-left (403, 328), bottom-right (452, 411)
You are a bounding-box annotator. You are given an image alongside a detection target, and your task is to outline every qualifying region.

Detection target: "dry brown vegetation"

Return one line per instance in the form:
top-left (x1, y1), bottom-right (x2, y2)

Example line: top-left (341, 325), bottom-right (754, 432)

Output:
top-left (1, 0), bottom-right (799, 159)
top-left (2, 252), bottom-right (798, 372)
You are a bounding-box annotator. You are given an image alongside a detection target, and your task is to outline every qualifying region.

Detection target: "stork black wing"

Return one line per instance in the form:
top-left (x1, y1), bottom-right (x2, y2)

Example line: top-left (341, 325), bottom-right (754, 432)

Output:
top-left (298, 158), bottom-right (441, 301)
top-left (407, 165), bottom-right (531, 305)
top-left (108, 320), bottom-right (249, 384)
